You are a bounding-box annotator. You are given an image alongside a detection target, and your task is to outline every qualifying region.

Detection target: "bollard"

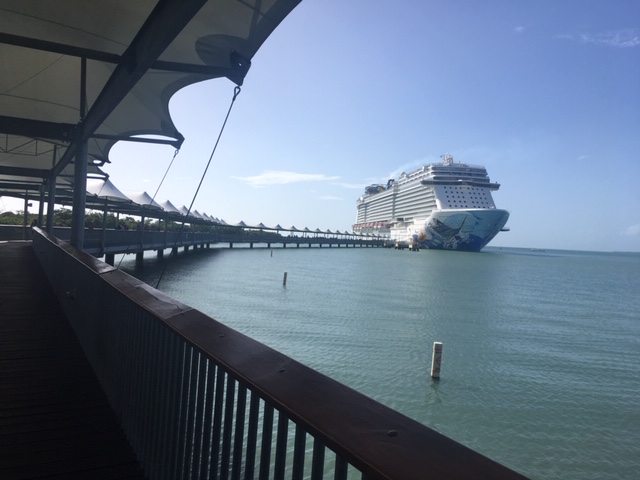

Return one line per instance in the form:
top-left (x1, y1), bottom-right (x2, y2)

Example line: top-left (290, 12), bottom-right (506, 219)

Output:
top-left (431, 342), bottom-right (443, 379)
top-left (283, 272), bottom-right (288, 286)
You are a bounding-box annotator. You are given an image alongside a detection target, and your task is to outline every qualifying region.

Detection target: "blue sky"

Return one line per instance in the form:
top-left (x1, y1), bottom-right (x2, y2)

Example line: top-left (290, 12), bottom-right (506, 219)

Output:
top-left (3, 1), bottom-right (639, 252)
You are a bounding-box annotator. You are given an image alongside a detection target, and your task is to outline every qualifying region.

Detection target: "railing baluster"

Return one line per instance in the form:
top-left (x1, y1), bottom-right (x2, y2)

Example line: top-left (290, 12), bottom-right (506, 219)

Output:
top-left (165, 334), bottom-right (183, 480)
top-left (292, 423), bottom-right (306, 480)
top-left (154, 327), bottom-right (172, 479)
top-left (184, 349), bottom-right (201, 479)
top-left (146, 320), bottom-right (161, 478)
top-left (273, 411), bottom-right (288, 480)
top-left (334, 456), bottom-right (348, 480)
top-left (174, 343), bottom-right (191, 479)
top-left (220, 374), bottom-right (236, 480)
top-left (192, 352), bottom-right (208, 478)
top-left (132, 311), bottom-right (145, 455)
top-left (200, 360), bottom-right (217, 480)
top-left (244, 392), bottom-right (260, 480)
top-left (211, 367), bottom-right (226, 479)
top-left (141, 314), bottom-right (154, 466)
top-left (310, 437), bottom-right (325, 480)
top-left (231, 384), bottom-right (247, 480)
top-left (259, 404), bottom-right (274, 480)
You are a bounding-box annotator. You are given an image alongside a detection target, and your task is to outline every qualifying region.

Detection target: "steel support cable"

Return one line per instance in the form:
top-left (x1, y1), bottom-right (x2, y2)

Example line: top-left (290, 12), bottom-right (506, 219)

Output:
top-left (155, 85), bottom-right (241, 289)
top-left (115, 147), bottom-right (180, 269)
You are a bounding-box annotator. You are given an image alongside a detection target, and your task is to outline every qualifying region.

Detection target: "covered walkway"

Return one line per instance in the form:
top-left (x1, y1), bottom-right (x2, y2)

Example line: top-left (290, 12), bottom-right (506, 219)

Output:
top-left (0, 241), bottom-right (145, 479)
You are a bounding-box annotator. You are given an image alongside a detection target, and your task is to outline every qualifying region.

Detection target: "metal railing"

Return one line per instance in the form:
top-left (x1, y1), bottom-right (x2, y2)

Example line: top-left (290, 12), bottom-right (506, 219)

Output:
top-left (45, 227), bottom-right (383, 255)
top-left (32, 228), bottom-right (526, 480)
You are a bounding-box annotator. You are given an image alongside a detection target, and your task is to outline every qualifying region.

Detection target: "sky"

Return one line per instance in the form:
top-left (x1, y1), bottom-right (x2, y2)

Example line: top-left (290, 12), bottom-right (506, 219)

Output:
top-left (3, 1), bottom-right (639, 252)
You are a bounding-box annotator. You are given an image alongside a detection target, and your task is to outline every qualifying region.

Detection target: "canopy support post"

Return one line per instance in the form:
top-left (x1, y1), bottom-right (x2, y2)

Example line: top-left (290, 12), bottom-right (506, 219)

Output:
top-left (45, 181), bottom-right (56, 234)
top-left (70, 58), bottom-right (88, 249)
top-left (46, 146), bottom-right (58, 234)
top-left (101, 198), bottom-right (108, 254)
top-left (37, 185), bottom-right (45, 227)
top-left (22, 193), bottom-right (30, 240)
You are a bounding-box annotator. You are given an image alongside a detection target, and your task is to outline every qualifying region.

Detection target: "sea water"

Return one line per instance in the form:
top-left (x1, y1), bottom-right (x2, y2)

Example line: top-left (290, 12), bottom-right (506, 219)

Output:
top-left (119, 246), bottom-right (640, 479)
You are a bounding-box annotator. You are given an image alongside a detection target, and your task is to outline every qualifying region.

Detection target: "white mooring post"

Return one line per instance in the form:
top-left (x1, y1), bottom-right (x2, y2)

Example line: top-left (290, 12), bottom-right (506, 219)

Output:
top-left (431, 342), bottom-right (443, 379)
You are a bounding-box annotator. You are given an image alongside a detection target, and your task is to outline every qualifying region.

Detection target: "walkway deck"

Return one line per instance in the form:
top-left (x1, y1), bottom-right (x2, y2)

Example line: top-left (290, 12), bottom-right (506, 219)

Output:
top-left (0, 241), bottom-right (146, 479)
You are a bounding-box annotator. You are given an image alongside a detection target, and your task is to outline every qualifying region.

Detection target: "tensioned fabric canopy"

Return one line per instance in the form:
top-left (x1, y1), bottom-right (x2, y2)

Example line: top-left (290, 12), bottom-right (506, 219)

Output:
top-left (0, 0), bottom-right (301, 201)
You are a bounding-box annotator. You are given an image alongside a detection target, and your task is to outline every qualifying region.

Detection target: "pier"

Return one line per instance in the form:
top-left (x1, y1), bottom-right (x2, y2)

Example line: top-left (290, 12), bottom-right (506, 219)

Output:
top-left (0, 230), bottom-right (527, 479)
top-left (0, 225), bottom-right (384, 265)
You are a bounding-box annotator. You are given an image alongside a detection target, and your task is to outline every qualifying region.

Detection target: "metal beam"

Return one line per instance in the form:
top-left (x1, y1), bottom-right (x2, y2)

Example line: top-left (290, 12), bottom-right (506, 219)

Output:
top-left (51, 0), bottom-right (209, 179)
top-left (0, 166), bottom-right (50, 178)
top-left (0, 115), bottom-right (75, 142)
top-left (0, 31), bottom-right (235, 75)
top-left (0, 181), bottom-right (42, 191)
top-left (91, 132), bottom-right (184, 149)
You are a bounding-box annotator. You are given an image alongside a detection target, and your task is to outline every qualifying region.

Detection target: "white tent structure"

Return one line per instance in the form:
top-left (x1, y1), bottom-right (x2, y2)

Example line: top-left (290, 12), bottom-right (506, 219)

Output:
top-left (125, 192), bottom-right (164, 212)
top-left (86, 178), bottom-right (132, 205)
top-left (158, 200), bottom-right (183, 216)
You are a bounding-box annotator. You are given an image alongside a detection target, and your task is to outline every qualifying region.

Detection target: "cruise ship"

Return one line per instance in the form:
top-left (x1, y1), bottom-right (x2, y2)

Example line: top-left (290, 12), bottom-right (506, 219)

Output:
top-left (353, 154), bottom-right (509, 251)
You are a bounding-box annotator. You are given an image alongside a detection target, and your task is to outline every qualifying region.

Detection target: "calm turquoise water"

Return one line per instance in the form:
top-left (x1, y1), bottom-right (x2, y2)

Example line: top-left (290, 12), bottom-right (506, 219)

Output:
top-left (120, 246), bottom-right (640, 479)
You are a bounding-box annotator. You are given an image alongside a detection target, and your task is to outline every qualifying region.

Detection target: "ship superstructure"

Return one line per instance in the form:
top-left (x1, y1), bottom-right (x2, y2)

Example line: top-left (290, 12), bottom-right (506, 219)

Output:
top-left (353, 155), bottom-right (509, 251)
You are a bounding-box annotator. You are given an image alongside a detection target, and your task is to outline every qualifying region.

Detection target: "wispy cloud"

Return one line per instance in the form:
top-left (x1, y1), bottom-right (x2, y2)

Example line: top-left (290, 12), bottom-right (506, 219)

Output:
top-left (621, 223), bottom-right (640, 237)
top-left (559, 29), bottom-right (640, 48)
top-left (233, 171), bottom-right (340, 187)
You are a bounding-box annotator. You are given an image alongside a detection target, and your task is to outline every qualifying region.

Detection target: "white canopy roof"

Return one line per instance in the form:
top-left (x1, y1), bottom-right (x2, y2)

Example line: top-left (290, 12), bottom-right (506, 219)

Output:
top-left (125, 191), bottom-right (163, 211)
top-left (158, 199), bottom-right (182, 215)
top-left (86, 178), bottom-right (132, 204)
top-left (0, 0), bottom-right (301, 203)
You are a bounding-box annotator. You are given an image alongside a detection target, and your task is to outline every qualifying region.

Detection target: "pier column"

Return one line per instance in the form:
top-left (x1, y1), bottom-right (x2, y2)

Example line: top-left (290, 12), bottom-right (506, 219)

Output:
top-left (105, 253), bottom-right (115, 266)
top-left (135, 252), bottom-right (143, 263)
top-left (172, 247), bottom-right (178, 255)
top-left (229, 243), bottom-right (233, 248)
top-left (250, 243), bottom-right (253, 249)
top-left (157, 249), bottom-right (164, 259)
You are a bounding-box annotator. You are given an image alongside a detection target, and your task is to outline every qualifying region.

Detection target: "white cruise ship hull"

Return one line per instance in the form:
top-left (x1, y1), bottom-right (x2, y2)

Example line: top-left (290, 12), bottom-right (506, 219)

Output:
top-left (354, 155), bottom-right (509, 252)
top-left (393, 209), bottom-right (509, 252)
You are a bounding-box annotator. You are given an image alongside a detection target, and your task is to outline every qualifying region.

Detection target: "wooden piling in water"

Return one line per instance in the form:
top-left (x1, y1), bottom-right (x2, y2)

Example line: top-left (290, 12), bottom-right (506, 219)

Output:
top-left (431, 342), bottom-right (443, 379)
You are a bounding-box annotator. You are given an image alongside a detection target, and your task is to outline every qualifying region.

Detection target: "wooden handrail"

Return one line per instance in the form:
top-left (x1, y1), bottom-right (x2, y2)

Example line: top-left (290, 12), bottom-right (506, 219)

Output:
top-left (32, 227), bottom-right (527, 479)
